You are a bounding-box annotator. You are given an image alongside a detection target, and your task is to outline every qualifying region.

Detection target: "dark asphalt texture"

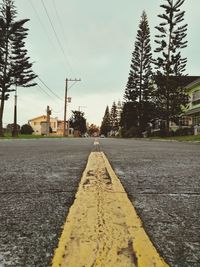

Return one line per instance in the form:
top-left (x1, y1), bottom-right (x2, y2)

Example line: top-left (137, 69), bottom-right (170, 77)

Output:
top-left (0, 138), bottom-right (199, 267)
top-left (0, 138), bottom-right (93, 267)
top-left (100, 138), bottom-right (200, 267)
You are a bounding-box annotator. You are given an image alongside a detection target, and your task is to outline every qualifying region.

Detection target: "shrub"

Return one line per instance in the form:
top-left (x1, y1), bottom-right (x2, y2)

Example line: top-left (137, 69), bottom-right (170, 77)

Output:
top-left (175, 127), bottom-right (194, 136)
top-left (20, 124), bottom-right (34, 135)
top-left (6, 123), bottom-right (20, 134)
top-left (121, 126), bottom-right (141, 138)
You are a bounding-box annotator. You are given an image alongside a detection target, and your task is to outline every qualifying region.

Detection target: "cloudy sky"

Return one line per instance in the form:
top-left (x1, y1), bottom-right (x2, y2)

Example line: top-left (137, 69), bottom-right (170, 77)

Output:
top-left (3, 0), bottom-right (200, 127)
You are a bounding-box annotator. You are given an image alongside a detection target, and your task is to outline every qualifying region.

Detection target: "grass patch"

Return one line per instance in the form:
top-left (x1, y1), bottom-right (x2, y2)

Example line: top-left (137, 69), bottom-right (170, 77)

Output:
top-left (150, 135), bottom-right (200, 142)
top-left (0, 134), bottom-right (66, 139)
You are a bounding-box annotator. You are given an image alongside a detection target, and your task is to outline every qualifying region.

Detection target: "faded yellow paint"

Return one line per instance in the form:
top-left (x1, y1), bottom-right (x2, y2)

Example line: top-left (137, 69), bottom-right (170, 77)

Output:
top-left (52, 152), bottom-right (170, 267)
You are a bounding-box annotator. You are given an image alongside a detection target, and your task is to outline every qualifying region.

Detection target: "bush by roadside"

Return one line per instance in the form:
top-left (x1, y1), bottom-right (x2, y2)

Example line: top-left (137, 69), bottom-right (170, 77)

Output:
top-left (20, 124), bottom-right (34, 135)
top-left (121, 126), bottom-right (141, 138)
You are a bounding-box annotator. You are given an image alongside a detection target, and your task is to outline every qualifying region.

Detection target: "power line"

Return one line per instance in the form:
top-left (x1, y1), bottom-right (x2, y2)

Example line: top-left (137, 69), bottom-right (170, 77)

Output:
top-left (52, 0), bottom-right (73, 61)
top-left (37, 76), bottom-right (63, 101)
top-left (29, 0), bottom-right (57, 51)
top-left (51, 108), bottom-right (63, 114)
top-left (52, 0), bottom-right (69, 47)
top-left (29, 0), bottom-right (73, 72)
top-left (36, 84), bottom-right (54, 99)
top-left (52, 0), bottom-right (75, 76)
top-left (68, 80), bottom-right (80, 90)
top-left (41, 0), bottom-right (73, 73)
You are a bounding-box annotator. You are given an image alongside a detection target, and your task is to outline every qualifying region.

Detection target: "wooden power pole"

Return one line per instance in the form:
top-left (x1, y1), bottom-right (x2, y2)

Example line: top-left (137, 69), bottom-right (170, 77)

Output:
top-left (63, 78), bottom-right (81, 136)
top-left (46, 105), bottom-right (51, 136)
top-left (12, 85), bottom-right (18, 137)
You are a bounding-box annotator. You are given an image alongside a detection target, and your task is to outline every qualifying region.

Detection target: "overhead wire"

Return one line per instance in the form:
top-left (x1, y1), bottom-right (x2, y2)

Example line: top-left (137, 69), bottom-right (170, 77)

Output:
top-left (28, 1), bottom-right (67, 104)
top-left (37, 76), bottom-right (63, 101)
top-left (52, 0), bottom-right (69, 44)
top-left (27, 1), bottom-right (78, 114)
top-left (52, 0), bottom-right (73, 59)
top-left (51, 108), bottom-right (64, 114)
top-left (29, 0), bottom-right (57, 51)
top-left (41, 0), bottom-right (73, 74)
top-left (36, 83), bottom-right (54, 99)
top-left (52, 0), bottom-right (75, 76)
top-left (68, 80), bottom-right (79, 90)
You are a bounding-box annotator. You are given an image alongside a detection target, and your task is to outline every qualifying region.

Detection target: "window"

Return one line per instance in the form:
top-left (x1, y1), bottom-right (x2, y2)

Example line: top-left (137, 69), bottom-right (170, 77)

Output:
top-left (193, 116), bottom-right (200, 126)
top-left (180, 116), bottom-right (192, 126)
top-left (192, 91), bottom-right (200, 105)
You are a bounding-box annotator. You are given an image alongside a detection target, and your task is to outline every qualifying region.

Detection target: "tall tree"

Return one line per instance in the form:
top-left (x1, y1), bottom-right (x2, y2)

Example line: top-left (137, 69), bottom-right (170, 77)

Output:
top-left (154, 0), bottom-right (188, 134)
top-left (117, 100), bottom-right (122, 123)
top-left (110, 101), bottom-right (119, 134)
top-left (124, 11), bottom-right (153, 132)
top-left (100, 106), bottom-right (111, 137)
top-left (0, 0), bottom-right (37, 136)
top-left (120, 102), bottom-right (138, 131)
top-left (69, 110), bottom-right (87, 135)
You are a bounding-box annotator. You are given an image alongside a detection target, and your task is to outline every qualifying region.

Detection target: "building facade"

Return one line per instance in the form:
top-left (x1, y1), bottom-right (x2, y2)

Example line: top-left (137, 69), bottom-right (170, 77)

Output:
top-left (28, 115), bottom-right (73, 136)
top-left (184, 78), bottom-right (200, 126)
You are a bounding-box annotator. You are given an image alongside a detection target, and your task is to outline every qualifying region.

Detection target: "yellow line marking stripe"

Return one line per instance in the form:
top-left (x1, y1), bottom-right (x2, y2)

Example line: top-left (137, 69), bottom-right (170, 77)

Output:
top-left (52, 152), bottom-right (169, 267)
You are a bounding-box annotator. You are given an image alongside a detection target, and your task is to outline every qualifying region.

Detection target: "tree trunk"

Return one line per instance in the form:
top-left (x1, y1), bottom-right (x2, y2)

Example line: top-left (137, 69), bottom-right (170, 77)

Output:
top-left (139, 43), bottom-right (144, 133)
top-left (0, 27), bottom-right (9, 137)
top-left (0, 95), bottom-right (5, 137)
top-left (165, 4), bottom-right (173, 137)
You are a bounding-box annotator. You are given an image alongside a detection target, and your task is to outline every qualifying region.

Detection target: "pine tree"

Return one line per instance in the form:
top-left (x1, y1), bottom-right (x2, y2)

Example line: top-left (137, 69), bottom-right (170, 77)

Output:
top-left (11, 24), bottom-right (37, 87)
top-left (124, 11), bottom-right (153, 132)
top-left (100, 106), bottom-right (111, 137)
top-left (120, 102), bottom-right (138, 131)
top-left (110, 101), bottom-right (119, 134)
top-left (117, 100), bottom-right (122, 122)
top-left (0, 0), bottom-right (37, 136)
top-left (154, 0), bottom-right (188, 135)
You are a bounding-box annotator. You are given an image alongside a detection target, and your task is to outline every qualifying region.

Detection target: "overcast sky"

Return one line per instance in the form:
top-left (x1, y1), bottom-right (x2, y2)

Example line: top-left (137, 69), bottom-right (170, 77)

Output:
top-left (3, 0), bottom-right (200, 127)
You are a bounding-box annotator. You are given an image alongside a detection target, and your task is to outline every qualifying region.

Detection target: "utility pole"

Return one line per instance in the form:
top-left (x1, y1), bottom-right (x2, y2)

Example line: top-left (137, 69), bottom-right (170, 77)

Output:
top-left (63, 78), bottom-right (81, 136)
top-left (78, 106), bottom-right (87, 112)
top-left (12, 85), bottom-right (18, 137)
top-left (46, 105), bottom-right (51, 136)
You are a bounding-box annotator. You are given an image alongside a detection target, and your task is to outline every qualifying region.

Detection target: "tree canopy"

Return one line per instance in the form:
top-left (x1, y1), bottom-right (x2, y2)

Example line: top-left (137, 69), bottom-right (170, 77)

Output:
top-left (122, 11), bottom-right (153, 134)
top-left (100, 106), bottom-right (111, 137)
top-left (154, 0), bottom-right (188, 134)
top-left (0, 0), bottom-right (37, 136)
top-left (69, 110), bottom-right (87, 135)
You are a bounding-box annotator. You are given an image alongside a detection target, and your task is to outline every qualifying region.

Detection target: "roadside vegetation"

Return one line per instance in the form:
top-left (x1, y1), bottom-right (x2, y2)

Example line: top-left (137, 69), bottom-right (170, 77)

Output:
top-left (0, 133), bottom-right (66, 139)
top-left (150, 135), bottom-right (200, 142)
top-left (0, 0), bottom-right (37, 137)
top-left (100, 0), bottom-right (193, 139)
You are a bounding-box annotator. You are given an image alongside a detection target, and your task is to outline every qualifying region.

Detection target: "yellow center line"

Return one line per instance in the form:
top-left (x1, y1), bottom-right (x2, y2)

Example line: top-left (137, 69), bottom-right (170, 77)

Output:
top-left (52, 152), bottom-right (170, 267)
top-left (94, 138), bottom-right (99, 146)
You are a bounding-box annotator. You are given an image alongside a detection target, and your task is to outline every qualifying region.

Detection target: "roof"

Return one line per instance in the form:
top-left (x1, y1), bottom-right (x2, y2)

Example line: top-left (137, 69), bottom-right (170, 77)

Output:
top-left (154, 75), bottom-right (200, 88)
top-left (185, 77), bottom-right (200, 89)
top-left (28, 115), bottom-right (47, 122)
top-left (184, 107), bottom-right (200, 116)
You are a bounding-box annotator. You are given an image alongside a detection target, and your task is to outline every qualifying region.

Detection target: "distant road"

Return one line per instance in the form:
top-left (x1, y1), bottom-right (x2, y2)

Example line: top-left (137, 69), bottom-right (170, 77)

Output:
top-left (0, 138), bottom-right (199, 267)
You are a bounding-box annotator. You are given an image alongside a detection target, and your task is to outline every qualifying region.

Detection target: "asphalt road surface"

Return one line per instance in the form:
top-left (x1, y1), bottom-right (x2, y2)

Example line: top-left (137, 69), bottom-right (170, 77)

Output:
top-left (0, 138), bottom-right (199, 267)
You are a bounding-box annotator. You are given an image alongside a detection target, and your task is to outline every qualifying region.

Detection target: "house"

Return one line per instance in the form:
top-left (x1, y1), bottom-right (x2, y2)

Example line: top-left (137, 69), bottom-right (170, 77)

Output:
top-left (28, 115), bottom-right (73, 136)
top-left (183, 78), bottom-right (200, 125)
top-left (28, 115), bottom-right (57, 135)
top-left (150, 76), bottom-right (200, 133)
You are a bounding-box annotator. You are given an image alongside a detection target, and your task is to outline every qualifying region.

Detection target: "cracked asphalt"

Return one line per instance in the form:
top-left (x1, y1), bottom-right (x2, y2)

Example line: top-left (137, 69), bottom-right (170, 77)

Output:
top-left (101, 138), bottom-right (200, 267)
top-left (0, 138), bottom-right (199, 267)
top-left (0, 138), bottom-right (93, 267)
